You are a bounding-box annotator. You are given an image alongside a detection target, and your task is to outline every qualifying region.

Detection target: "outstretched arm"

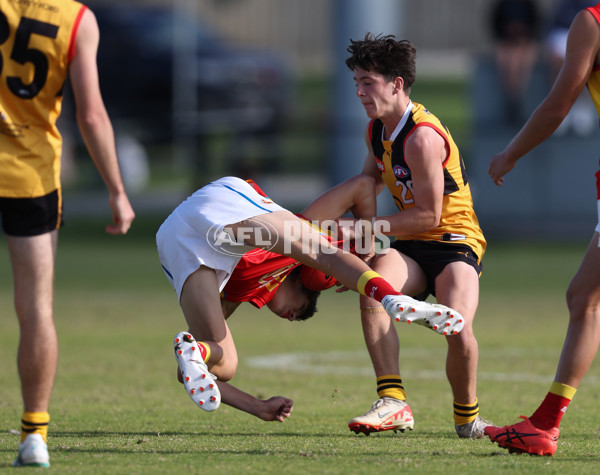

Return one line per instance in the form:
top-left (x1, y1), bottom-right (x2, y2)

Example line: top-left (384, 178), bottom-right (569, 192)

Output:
top-left (217, 381), bottom-right (293, 422)
top-left (69, 8), bottom-right (135, 234)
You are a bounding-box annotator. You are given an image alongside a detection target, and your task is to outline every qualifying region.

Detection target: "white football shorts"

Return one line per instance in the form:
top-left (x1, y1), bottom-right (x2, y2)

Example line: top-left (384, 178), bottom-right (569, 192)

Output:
top-left (156, 176), bottom-right (286, 300)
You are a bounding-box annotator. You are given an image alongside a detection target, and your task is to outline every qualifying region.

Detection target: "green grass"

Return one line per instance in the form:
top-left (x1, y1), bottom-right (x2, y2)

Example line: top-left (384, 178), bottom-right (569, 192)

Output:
top-left (1, 218), bottom-right (599, 473)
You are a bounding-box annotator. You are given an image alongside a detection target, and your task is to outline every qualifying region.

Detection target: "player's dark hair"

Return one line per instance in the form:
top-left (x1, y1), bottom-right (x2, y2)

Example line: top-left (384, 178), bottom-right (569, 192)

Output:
top-left (345, 33), bottom-right (416, 92)
top-left (295, 287), bottom-right (320, 321)
top-left (290, 266), bottom-right (320, 321)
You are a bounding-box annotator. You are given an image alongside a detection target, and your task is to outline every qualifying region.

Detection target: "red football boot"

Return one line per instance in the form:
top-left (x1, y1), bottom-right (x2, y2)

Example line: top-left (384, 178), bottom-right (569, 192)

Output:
top-left (485, 416), bottom-right (559, 456)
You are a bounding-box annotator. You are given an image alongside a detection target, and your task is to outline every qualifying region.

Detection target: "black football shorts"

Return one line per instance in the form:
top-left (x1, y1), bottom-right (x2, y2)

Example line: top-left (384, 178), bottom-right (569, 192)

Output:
top-left (0, 189), bottom-right (64, 236)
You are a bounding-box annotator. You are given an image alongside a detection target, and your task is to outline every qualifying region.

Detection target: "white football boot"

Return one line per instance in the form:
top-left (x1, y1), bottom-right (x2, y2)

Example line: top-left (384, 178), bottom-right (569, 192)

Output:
top-left (13, 433), bottom-right (50, 468)
top-left (348, 398), bottom-right (414, 435)
top-left (381, 294), bottom-right (464, 336)
top-left (455, 416), bottom-right (493, 439)
top-left (174, 332), bottom-right (220, 411)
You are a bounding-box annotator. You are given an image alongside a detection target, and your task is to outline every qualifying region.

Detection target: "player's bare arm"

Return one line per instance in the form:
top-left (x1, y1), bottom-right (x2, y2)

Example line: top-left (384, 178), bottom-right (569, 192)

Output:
top-left (376, 126), bottom-right (445, 237)
top-left (217, 381), bottom-right (293, 422)
top-left (70, 9), bottom-right (134, 234)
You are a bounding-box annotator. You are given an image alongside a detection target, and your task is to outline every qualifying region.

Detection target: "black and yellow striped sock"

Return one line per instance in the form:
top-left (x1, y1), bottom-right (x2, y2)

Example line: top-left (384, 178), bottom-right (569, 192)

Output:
top-left (377, 375), bottom-right (406, 401)
top-left (453, 398), bottom-right (479, 426)
top-left (21, 411), bottom-right (49, 443)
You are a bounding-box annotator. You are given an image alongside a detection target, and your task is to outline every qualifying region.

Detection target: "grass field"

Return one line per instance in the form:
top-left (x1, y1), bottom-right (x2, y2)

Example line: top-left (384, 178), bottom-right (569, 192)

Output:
top-left (1, 216), bottom-right (599, 473)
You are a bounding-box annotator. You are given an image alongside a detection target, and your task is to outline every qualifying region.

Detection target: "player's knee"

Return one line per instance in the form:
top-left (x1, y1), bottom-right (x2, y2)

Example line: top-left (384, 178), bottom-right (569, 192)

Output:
top-left (566, 284), bottom-right (600, 322)
top-left (215, 367), bottom-right (236, 382)
top-left (212, 356), bottom-right (238, 382)
top-left (445, 323), bottom-right (476, 346)
top-left (15, 308), bottom-right (54, 331)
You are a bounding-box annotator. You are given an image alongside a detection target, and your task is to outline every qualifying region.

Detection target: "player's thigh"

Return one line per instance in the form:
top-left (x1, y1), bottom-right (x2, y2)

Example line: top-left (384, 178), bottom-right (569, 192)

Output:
top-left (360, 249), bottom-right (427, 307)
top-left (6, 231), bottom-right (58, 314)
top-left (2, 191), bottom-right (61, 310)
top-left (374, 248), bottom-right (427, 294)
top-left (434, 260), bottom-right (479, 322)
top-left (180, 267), bottom-right (239, 376)
top-left (179, 266), bottom-right (231, 344)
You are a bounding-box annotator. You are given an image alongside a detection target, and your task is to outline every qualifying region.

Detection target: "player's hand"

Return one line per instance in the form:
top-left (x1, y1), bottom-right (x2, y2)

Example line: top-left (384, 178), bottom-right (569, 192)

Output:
top-left (258, 396), bottom-right (293, 422)
top-left (106, 191), bottom-right (135, 234)
top-left (488, 151), bottom-right (517, 186)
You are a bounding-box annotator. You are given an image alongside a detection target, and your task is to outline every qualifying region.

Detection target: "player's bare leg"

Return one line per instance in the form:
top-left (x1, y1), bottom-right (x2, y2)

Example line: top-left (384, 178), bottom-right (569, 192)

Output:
top-left (555, 234), bottom-right (600, 387)
top-left (486, 233), bottom-right (600, 454)
top-left (8, 231), bottom-right (57, 468)
top-left (435, 261), bottom-right (490, 438)
top-left (348, 251), bottom-right (423, 435)
top-left (232, 210), bottom-right (371, 291)
top-left (232, 209), bottom-right (465, 333)
top-left (179, 266), bottom-right (237, 380)
top-left (8, 232), bottom-right (58, 414)
top-left (175, 266), bottom-right (241, 411)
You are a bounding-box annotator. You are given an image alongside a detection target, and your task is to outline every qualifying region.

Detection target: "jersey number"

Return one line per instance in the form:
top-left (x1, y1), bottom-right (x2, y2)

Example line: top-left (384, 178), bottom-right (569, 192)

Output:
top-left (396, 179), bottom-right (415, 206)
top-left (0, 10), bottom-right (58, 99)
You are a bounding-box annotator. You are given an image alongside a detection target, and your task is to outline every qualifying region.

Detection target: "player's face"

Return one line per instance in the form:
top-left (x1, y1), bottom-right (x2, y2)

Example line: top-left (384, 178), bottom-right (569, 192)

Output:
top-left (353, 68), bottom-right (396, 119)
top-left (266, 277), bottom-right (309, 322)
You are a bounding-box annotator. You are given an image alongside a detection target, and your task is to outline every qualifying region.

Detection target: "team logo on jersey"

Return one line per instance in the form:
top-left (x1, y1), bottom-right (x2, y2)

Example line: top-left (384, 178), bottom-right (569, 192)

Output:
top-left (393, 165), bottom-right (410, 179)
top-left (375, 157), bottom-right (385, 172)
top-left (261, 198), bottom-right (274, 204)
top-left (259, 263), bottom-right (299, 291)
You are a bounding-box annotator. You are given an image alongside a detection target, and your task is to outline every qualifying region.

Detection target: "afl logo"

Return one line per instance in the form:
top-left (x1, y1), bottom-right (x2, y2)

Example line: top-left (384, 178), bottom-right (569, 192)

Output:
top-left (206, 218), bottom-right (279, 256)
top-left (375, 157), bottom-right (385, 172)
top-left (393, 165), bottom-right (410, 179)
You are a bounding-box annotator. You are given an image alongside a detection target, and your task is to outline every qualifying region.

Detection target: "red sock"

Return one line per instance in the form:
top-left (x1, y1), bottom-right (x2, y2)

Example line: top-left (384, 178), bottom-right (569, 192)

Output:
top-left (358, 271), bottom-right (401, 302)
top-left (197, 341), bottom-right (210, 363)
top-left (530, 382), bottom-right (576, 430)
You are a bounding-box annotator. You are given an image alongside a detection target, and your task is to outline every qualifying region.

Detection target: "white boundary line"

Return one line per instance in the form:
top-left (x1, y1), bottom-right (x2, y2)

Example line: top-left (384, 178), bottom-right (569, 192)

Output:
top-left (245, 350), bottom-right (600, 385)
